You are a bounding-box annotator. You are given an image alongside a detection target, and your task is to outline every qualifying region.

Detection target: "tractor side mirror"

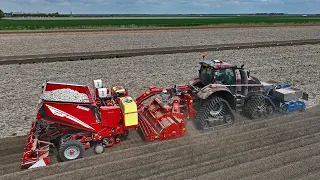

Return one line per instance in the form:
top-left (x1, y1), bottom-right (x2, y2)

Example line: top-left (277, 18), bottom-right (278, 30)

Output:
top-left (202, 54), bottom-right (206, 60)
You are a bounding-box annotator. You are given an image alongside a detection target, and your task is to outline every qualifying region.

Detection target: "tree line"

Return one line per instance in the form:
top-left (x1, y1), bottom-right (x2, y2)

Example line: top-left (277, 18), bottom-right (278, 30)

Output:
top-left (0, 9), bottom-right (4, 19)
top-left (0, 10), bottom-right (70, 18)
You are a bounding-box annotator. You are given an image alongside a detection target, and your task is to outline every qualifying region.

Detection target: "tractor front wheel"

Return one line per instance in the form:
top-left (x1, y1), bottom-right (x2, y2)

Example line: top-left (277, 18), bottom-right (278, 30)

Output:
top-left (58, 140), bottom-right (85, 162)
top-left (195, 96), bottom-right (234, 130)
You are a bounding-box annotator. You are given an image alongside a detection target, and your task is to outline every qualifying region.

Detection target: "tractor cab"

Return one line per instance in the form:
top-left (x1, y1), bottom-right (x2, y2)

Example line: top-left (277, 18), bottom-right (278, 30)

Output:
top-left (199, 60), bottom-right (237, 92)
top-left (198, 59), bottom-right (259, 96)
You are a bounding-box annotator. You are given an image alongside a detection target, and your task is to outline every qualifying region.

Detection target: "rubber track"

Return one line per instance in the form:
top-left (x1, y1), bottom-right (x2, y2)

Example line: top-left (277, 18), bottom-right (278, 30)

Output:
top-left (1, 24), bottom-right (319, 34)
top-left (1, 39), bottom-right (320, 65)
top-left (1, 108), bottom-right (319, 180)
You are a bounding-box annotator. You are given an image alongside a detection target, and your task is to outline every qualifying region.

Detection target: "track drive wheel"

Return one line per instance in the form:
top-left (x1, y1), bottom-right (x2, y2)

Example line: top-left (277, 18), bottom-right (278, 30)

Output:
top-left (246, 95), bottom-right (267, 119)
top-left (58, 140), bottom-right (85, 162)
top-left (265, 99), bottom-right (277, 117)
top-left (195, 96), bottom-right (234, 130)
top-left (266, 105), bottom-right (276, 117)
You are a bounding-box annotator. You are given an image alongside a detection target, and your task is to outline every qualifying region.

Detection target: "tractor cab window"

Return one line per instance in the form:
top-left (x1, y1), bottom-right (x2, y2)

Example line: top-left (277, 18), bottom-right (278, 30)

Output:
top-left (214, 68), bottom-right (236, 85)
top-left (199, 65), bottom-right (213, 85)
top-left (214, 68), bottom-right (236, 92)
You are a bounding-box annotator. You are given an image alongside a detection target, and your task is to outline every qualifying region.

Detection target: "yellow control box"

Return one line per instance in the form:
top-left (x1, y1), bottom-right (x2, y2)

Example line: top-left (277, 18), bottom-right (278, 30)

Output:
top-left (119, 96), bottom-right (138, 127)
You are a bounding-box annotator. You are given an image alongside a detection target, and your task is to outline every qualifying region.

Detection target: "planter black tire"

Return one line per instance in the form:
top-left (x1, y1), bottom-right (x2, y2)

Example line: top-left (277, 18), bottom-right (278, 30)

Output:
top-left (58, 140), bottom-right (85, 162)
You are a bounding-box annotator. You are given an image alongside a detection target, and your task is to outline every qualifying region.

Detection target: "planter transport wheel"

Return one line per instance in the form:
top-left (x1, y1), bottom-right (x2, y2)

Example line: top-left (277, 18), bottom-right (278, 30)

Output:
top-left (58, 140), bottom-right (85, 162)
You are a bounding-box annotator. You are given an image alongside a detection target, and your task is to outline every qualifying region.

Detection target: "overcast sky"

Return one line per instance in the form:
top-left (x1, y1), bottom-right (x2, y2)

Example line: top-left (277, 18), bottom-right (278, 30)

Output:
top-left (2, 0), bottom-right (320, 14)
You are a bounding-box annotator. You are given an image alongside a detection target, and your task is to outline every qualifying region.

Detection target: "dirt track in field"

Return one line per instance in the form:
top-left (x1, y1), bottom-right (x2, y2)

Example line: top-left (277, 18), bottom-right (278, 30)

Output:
top-left (1, 107), bottom-right (320, 180)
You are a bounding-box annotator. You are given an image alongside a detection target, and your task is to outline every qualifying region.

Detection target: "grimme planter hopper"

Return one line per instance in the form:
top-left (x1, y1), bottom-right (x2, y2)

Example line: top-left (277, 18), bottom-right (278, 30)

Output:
top-left (21, 57), bottom-right (308, 169)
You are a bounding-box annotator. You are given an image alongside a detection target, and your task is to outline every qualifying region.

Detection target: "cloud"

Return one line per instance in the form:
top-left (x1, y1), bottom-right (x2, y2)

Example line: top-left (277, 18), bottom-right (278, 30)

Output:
top-left (29, 0), bottom-right (49, 4)
top-left (1, 0), bottom-right (320, 14)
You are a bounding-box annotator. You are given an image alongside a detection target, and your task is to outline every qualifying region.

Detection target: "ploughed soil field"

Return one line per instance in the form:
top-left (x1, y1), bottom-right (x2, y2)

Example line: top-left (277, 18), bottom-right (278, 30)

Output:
top-left (0, 44), bottom-right (319, 138)
top-left (0, 27), bottom-right (320, 179)
top-left (1, 26), bottom-right (320, 57)
top-left (0, 45), bottom-right (319, 179)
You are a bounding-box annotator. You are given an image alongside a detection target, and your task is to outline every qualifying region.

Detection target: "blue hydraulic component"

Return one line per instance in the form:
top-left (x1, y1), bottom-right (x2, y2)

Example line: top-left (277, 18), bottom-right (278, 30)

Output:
top-left (280, 100), bottom-right (306, 113)
top-left (263, 83), bottom-right (306, 114)
top-left (276, 84), bottom-right (291, 89)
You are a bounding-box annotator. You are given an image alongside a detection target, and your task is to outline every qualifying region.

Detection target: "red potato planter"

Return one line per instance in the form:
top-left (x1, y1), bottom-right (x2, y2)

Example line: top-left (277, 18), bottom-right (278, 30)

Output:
top-left (22, 80), bottom-right (194, 169)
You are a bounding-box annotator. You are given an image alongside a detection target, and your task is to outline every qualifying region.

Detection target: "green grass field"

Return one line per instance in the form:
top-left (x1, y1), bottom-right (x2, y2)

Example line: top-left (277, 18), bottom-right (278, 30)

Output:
top-left (1, 16), bottom-right (320, 30)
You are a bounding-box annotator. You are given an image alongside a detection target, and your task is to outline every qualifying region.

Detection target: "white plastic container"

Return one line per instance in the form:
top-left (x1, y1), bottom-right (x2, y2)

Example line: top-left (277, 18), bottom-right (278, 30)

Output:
top-left (93, 79), bottom-right (103, 89)
top-left (98, 88), bottom-right (108, 98)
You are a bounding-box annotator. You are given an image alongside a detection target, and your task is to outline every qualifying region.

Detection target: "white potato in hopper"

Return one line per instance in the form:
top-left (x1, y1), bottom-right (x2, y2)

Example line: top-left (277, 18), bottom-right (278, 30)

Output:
top-left (42, 88), bottom-right (89, 103)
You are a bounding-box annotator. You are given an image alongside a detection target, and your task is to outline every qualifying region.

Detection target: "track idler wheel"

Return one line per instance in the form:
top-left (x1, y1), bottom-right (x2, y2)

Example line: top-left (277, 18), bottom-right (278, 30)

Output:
top-left (265, 98), bottom-right (277, 117)
top-left (266, 105), bottom-right (276, 116)
top-left (195, 96), bottom-right (234, 130)
top-left (58, 140), bottom-right (85, 162)
top-left (245, 94), bottom-right (267, 119)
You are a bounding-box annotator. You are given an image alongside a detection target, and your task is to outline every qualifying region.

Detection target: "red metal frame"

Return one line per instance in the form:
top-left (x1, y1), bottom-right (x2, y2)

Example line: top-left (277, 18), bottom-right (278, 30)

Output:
top-left (135, 85), bottom-right (195, 142)
top-left (21, 121), bottom-right (55, 168)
